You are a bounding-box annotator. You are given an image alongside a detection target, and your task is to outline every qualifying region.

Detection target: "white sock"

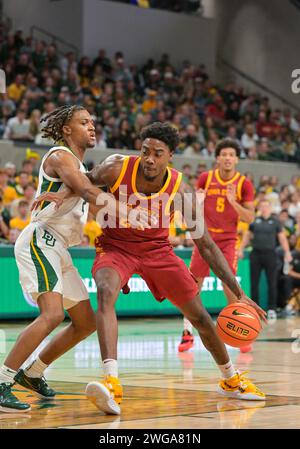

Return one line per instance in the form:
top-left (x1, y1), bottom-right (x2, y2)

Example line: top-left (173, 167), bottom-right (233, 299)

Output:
top-left (0, 365), bottom-right (17, 384)
top-left (24, 357), bottom-right (48, 379)
top-left (218, 360), bottom-right (236, 379)
top-left (103, 359), bottom-right (118, 378)
top-left (183, 317), bottom-right (193, 334)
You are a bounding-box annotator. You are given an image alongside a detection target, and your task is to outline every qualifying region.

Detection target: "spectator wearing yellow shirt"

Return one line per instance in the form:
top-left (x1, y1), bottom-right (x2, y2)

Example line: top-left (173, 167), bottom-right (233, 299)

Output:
top-left (7, 74), bottom-right (26, 102)
top-left (142, 90), bottom-right (158, 113)
top-left (237, 220), bottom-right (249, 250)
top-left (83, 212), bottom-right (102, 246)
top-left (15, 160), bottom-right (38, 189)
top-left (9, 201), bottom-right (30, 231)
top-left (0, 169), bottom-right (18, 206)
top-left (169, 211), bottom-right (193, 248)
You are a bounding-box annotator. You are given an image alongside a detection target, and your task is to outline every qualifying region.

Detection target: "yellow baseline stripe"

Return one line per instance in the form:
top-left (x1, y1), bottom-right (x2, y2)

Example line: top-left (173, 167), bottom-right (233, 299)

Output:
top-left (30, 237), bottom-right (49, 291)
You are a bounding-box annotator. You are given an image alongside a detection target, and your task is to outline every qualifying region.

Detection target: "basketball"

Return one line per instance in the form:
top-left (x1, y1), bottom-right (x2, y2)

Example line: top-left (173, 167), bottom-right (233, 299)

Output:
top-left (216, 303), bottom-right (262, 348)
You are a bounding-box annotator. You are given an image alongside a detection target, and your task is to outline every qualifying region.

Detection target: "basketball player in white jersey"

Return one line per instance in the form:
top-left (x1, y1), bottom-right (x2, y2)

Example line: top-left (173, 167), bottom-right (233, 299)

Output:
top-left (0, 105), bottom-right (149, 413)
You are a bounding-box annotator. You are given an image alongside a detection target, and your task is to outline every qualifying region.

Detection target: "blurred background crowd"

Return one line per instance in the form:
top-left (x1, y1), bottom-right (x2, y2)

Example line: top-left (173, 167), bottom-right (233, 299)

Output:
top-left (1, 19), bottom-right (300, 313)
top-left (1, 20), bottom-right (300, 163)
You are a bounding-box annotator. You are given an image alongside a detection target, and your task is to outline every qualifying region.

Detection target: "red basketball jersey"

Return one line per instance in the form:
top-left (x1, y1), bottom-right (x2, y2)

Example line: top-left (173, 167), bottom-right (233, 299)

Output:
top-left (197, 169), bottom-right (254, 239)
top-left (95, 156), bottom-right (182, 254)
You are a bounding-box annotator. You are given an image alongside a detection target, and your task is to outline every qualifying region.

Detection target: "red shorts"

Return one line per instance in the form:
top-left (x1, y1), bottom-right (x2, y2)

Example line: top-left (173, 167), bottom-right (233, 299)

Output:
top-left (92, 240), bottom-right (199, 307)
top-left (190, 237), bottom-right (238, 279)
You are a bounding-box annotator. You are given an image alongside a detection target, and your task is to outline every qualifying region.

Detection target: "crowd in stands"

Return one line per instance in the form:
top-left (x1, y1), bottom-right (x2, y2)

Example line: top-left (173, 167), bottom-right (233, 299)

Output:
top-left (1, 21), bottom-right (300, 163)
top-left (1, 148), bottom-right (299, 252)
top-left (0, 153), bottom-right (103, 247)
top-left (111, 0), bottom-right (202, 14)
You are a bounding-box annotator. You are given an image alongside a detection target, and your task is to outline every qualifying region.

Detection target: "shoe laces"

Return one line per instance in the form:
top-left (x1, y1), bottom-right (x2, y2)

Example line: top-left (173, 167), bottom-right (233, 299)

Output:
top-left (237, 371), bottom-right (251, 390)
top-left (105, 376), bottom-right (122, 402)
top-left (0, 382), bottom-right (12, 391)
top-left (35, 376), bottom-right (48, 389)
top-left (237, 371), bottom-right (263, 394)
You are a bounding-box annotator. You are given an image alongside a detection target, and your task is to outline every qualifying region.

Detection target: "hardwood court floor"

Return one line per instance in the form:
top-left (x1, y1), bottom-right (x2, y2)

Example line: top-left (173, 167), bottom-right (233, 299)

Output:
top-left (0, 316), bottom-right (300, 429)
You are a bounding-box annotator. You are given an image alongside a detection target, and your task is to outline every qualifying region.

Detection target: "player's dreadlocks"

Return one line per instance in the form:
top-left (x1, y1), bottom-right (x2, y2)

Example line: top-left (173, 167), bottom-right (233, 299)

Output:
top-left (40, 105), bottom-right (86, 143)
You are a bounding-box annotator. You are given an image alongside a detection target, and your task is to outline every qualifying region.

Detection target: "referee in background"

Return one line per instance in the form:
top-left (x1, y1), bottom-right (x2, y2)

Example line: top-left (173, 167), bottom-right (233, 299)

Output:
top-left (239, 199), bottom-right (292, 320)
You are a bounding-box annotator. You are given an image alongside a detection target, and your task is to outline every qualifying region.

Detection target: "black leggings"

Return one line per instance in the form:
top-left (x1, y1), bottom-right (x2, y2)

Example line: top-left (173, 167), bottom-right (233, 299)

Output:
top-left (250, 249), bottom-right (278, 310)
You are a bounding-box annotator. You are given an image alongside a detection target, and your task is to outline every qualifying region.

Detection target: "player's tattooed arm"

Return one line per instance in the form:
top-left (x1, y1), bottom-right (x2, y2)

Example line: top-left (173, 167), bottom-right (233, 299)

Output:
top-left (176, 182), bottom-right (267, 322)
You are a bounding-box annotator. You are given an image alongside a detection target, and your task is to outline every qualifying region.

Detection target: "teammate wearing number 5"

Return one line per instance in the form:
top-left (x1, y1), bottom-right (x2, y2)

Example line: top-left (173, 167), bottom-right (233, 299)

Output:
top-left (179, 138), bottom-right (255, 352)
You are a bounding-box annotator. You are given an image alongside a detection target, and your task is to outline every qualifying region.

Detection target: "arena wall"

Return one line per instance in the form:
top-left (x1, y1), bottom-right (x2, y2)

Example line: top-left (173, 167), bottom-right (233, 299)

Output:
top-left (216, 0), bottom-right (300, 110)
top-left (82, 0), bottom-right (216, 74)
top-left (3, 0), bottom-right (216, 74)
top-left (2, 0), bottom-right (84, 52)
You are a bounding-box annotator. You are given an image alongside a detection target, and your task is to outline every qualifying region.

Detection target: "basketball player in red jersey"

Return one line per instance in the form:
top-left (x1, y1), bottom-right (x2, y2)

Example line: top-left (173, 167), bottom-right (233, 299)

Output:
top-left (35, 124), bottom-right (266, 414)
top-left (178, 138), bottom-right (255, 353)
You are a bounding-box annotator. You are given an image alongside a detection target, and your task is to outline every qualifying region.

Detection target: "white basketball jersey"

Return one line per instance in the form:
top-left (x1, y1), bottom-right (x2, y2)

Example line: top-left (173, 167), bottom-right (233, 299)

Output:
top-left (31, 146), bottom-right (88, 247)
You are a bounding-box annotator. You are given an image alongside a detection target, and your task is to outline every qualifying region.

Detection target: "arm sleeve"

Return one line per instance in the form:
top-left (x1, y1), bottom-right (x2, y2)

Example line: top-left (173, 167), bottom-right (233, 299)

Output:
top-left (241, 178), bottom-right (255, 203)
top-left (249, 222), bottom-right (255, 232)
top-left (196, 172), bottom-right (209, 190)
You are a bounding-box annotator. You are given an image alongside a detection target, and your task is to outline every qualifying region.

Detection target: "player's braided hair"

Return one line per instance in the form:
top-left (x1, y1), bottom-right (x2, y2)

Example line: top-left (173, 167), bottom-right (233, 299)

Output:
top-left (40, 105), bottom-right (86, 143)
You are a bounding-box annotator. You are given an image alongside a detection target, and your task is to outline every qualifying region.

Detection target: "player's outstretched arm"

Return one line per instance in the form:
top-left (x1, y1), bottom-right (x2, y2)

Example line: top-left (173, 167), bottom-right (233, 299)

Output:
top-left (41, 150), bottom-right (108, 206)
top-left (176, 181), bottom-right (267, 322)
top-left (32, 152), bottom-right (150, 229)
top-left (32, 154), bottom-right (125, 210)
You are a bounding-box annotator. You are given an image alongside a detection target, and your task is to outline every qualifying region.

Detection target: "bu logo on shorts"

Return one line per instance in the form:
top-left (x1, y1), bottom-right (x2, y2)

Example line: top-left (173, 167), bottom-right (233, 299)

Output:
top-left (42, 230), bottom-right (56, 247)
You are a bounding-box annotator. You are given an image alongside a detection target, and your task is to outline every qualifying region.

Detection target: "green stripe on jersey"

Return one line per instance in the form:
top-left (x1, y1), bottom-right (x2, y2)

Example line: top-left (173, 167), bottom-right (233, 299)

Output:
top-left (40, 177), bottom-right (63, 210)
top-left (30, 230), bottom-right (58, 292)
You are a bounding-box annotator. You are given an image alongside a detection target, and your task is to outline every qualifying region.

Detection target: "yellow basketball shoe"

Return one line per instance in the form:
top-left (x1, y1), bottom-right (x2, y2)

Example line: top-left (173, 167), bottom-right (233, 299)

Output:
top-left (217, 371), bottom-right (265, 401)
top-left (85, 376), bottom-right (123, 415)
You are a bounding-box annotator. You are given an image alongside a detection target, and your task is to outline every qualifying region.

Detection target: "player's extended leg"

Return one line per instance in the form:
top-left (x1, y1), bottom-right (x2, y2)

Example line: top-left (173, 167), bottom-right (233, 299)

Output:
top-left (179, 244), bottom-right (209, 352)
top-left (38, 299), bottom-right (96, 364)
top-left (0, 292), bottom-right (65, 413)
top-left (14, 300), bottom-right (96, 400)
top-left (85, 267), bottom-right (123, 415)
top-left (176, 294), bottom-right (265, 400)
top-left (178, 278), bottom-right (204, 352)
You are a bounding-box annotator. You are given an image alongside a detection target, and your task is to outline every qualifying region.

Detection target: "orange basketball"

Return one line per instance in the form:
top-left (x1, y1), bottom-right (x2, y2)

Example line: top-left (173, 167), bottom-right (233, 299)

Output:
top-left (216, 302), bottom-right (261, 348)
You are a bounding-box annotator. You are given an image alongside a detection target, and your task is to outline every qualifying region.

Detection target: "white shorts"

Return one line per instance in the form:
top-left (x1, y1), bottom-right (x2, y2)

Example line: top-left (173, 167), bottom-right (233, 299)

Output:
top-left (14, 223), bottom-right (89, 310)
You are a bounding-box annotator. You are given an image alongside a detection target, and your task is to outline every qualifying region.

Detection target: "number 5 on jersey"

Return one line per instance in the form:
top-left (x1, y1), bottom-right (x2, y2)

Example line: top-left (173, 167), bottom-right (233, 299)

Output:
top-left (216, 197), bottom-right (225, 213)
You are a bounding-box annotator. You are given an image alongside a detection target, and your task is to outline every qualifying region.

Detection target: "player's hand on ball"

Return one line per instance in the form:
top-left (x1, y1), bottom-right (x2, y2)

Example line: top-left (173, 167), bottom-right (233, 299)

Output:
top-left (226, 184), bottom-right (237, 204)
top-left (238, 292), bottom-right (268, 324)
